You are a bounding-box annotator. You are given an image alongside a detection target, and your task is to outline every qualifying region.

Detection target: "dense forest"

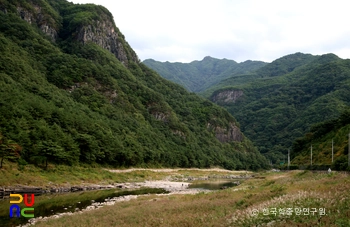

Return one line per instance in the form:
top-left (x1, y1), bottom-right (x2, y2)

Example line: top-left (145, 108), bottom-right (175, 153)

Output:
top-left (291, 108), bottom-right (350, 170)
top-left (0, 0), bottom-right (269, 170)
top-left (143, 57), bottom-right (266, 92)
top-left (146, 52), bottom-right (350, 165)
top-left (209, 53), bottom-right (350, 164)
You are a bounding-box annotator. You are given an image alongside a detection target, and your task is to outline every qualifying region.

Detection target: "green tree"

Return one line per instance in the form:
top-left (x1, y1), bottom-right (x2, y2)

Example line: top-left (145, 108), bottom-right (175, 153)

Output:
top-left (37, 140), bottom-right (65, 169)
top-left (0, 133), bottom-right (21, 168)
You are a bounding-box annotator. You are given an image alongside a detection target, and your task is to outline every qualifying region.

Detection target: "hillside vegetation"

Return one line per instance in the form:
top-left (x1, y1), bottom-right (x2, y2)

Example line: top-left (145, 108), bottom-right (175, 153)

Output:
top-left (206, 53), bottom-right (350, 163)
top-left (0, 0), bottom-right (268, 170)
top-left (292, 109), bottom-right (350, 170)
top-left (145, 52), bottom-right (350, 164)
top-left (143, 56), bottom-right (266, 92)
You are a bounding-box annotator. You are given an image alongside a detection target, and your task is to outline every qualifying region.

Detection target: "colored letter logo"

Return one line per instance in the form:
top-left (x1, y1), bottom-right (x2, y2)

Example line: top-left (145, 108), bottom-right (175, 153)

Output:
top-left (9, 194), bottom-right (35, 218)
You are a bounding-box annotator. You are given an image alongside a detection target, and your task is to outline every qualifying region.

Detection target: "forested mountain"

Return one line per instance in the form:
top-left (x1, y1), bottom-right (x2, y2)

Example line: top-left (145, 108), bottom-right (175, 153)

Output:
top-left (0, 0), bottom-right (269, 170)
top-left (143, 57), bottom-right (267, 92)
top-left (292, 109), bottom-right (350, 170)
top-left (200, 53), bottom-right (319, 97)
top-left (207, 53), bottom-right (350, 164)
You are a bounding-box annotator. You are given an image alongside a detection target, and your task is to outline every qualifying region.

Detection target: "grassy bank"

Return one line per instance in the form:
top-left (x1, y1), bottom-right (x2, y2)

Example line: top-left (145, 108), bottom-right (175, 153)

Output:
top-left (31, 170), bottom-right (350, 227)
top-left (0, 163), bottom-right (245, 187)
top-left (0, 187), bottom-right (168, 227)
top-left (2, 163), bottom-right (349, 226)
top-left (0, 163), bottom-right (168, 187)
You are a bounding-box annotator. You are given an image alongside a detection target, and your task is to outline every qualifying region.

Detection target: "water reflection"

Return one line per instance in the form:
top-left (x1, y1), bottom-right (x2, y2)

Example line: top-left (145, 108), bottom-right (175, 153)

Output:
top-left (188, 180), bottom-right (240, 190)
top-left (0, 188), bottom-right (167, 227)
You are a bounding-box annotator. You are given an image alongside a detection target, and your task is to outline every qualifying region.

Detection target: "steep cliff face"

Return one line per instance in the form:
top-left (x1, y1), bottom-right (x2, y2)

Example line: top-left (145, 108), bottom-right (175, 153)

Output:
top-left (75, 20), bottom-right (139, 66)
top-left (3, 0), bottom-right (243, 146)
top-left (14, 5), bottom-right (58, 41)
top-left (1, 0), bottom-right (139, 66)
top-left (0, 0), bottom-right (270, 169)
top-left (208, 123), bottom-right (243, 143)
top-left (211, 89), bottom-right (244, 104)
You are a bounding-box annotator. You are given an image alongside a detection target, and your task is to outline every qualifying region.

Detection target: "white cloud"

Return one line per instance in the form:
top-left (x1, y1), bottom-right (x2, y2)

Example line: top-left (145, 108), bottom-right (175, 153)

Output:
top-left (70, 0), bottom-right (350, 63)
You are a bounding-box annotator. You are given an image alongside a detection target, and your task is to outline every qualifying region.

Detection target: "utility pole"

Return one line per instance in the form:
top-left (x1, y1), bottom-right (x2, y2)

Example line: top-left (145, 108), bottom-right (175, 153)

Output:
top-left (288, 149), bottom-right (290, 170)
top-left (332, 139), bottom-right (334, 163)
top-left (311, 144), bottom-right (313, 166)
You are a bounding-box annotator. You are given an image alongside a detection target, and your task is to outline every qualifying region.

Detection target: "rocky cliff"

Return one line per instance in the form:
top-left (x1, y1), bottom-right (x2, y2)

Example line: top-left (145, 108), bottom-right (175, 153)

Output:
top-left (1, 0), bottom-right (139, 66)
top-left (2, 3), bottom-right (59, 41)
top-left (75, 19), bottom-right (139, 66)
top-left (208, 123), bottom-right (243, 143)
top-left (211, 89), bottom-right (244, 104)
top-left (0, 0), bottom-right (269, 169)
top-left (62, 2), bottom-right (140, 66)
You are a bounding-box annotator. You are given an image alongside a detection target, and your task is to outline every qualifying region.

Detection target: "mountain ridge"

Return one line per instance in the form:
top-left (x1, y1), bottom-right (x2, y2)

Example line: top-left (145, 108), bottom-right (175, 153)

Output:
top-left (0, 0), bottom-right (268, 170)
top-left (208, 53), bottom-right (350, 163)
top-left (145, 51), bottom-right (350, 165)
top-left (143, 56), bottom-right (267, 92)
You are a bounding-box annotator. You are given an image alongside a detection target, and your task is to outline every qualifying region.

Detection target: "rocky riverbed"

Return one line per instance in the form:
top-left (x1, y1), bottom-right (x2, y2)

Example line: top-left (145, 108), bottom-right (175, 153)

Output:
top-left (1, 170), bottom-right (252, 198)
top-left (17, 180), bottom-right (206, 227)
top-left (2, 168), bottom-right (253, 226)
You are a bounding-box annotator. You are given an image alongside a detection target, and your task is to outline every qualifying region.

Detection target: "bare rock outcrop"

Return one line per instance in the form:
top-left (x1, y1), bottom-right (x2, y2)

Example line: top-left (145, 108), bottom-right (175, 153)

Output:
top-left (75, 20), bottom-right (139, 66)
top-left (211, 89), bottom-right (243, 104)
top-left (208, 122), bottom-right (243, 143)
top-left (17, 6), bottom-right (58, 41)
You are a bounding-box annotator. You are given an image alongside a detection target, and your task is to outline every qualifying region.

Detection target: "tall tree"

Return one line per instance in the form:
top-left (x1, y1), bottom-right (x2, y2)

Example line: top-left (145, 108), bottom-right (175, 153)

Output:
top-left (0, 133), bottom-right (21, 168)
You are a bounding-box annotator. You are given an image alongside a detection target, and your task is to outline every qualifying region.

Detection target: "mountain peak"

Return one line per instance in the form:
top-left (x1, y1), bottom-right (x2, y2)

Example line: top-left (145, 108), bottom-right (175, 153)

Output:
top-left (4, 0), bottom-right (140, 66)
top-left (0, 0), bottom-right (268, 170)
top-left (203, 56), bottom-right (215, 60)
top-left (143, 57), bottom-right (265, 92)
top-left (256, 52), bottom-right (317, 77)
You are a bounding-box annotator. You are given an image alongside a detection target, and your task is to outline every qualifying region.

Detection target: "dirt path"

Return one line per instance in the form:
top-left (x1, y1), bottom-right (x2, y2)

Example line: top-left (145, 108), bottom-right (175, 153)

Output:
top-left (107, 168), bottom-right (250, 173)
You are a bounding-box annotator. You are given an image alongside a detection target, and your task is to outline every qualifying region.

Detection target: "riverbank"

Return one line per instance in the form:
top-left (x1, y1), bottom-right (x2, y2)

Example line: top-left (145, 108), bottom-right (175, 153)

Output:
top-left (1, 163), bottom-right (252, 195)
top-left (1, 165), bottom-right (252, 226)
top-left (19, 181), bottom-right (205, 227)
top-left (18, 178), bottom-right (248, 227)
top-left (30, 170), bottom-right (350, 227)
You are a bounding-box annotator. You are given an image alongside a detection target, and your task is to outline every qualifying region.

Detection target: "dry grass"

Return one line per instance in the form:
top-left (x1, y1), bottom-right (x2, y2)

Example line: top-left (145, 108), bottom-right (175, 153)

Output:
top-left (31, 170), bottom-right (350, 227)
top-left (0, 163), bottom-right (247, 187)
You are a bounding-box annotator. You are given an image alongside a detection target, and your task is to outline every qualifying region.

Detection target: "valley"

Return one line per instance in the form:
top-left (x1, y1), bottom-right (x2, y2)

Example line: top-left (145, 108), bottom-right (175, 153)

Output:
top-left (0, 0), bottom-right (268, 171)
top-left (1, 0), bottom-right (350, 226)
top-left (145, 53), bottom-right (350, 168)
top-left (2, 167), bottom-right (348, 227)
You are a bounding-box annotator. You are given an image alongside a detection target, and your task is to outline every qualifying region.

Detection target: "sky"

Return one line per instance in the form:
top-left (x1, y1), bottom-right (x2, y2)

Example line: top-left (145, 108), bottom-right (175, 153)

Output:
top-left (70, 0), bottom-right (350, 63)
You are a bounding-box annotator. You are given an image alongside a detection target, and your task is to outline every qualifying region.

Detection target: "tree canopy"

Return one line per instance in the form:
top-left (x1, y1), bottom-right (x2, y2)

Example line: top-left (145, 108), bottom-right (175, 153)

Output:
top-left (0, 0), bottom-right (269, 170)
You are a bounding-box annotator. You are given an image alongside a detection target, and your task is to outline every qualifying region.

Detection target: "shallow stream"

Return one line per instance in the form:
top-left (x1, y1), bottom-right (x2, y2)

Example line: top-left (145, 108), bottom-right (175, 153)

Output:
top-left (0, 188), bottom-right (167, 227)
top-left (188, 180), bottom-right (240, 190)
top-left (0, 180), bottom-right (241, 226)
